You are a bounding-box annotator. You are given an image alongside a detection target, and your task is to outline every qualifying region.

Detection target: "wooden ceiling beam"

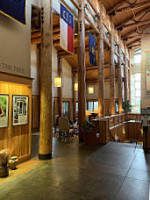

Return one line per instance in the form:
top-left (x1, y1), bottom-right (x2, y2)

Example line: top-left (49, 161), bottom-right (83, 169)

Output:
top-left (122, 23), bottom-right (150, 40)
top-left (72, 64), bottom-right (110, 72)
top-left (127, 38), bottom-right (141, 47)
top-left (125, 33), bottom-right (150, 40)
top-left (122, 19), bottom-right (150, 28)
top-left (86, 0), bottom-right (100, 17)
top-left (116, 0), bottom-right (150, 13)
top-left (107, 1), bottom-right (126, 15)
top-left (116, 7), bottom-right (150, 30)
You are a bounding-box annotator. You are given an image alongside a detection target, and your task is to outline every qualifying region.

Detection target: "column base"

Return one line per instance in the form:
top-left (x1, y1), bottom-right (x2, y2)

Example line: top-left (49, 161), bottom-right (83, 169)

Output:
top-left (38, 153), bottom-right (52, 160)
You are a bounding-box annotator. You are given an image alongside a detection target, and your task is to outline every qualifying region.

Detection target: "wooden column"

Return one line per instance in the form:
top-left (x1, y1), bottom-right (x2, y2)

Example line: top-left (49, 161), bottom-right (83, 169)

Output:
top-left (39, 0), bottom-right (53, 160)
top-left (110, 24), bottom-right (115, 115)
top-left (72, 72), bottom-right (76, 121)
top-left (78, 0), bottom-right (86, 141)
top-left (118, 45), bottom-right (123, 114)
top-left (98, 5), bottom-right (105, 117)
top-left (124, 56), bottom-right (128, 99)
top-left (58, 57), bottom-right (62, 117)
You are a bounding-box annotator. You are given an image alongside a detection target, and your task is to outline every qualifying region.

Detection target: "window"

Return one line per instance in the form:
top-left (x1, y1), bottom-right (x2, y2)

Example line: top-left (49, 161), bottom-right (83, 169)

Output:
top-left (87, 102), bottom-right (93, 113)
top-left (87, 101), bottom-right (98, 113)
top-left (76, 102), bottom-right (78, 119)
top-left (94, 102), bottom-right (98, 110)
top-left (134, 49), bottom-right (141, 64)
top-left (131, 73), bottom-right (141, 113)
top-left (62, 101), bottom-right (70, 119)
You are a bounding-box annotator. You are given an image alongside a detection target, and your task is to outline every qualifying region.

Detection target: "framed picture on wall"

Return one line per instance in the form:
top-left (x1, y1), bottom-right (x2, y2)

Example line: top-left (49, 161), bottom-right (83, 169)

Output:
top-left (0, 94), bottom-right (9, 128)
top-left (12, 95), bottom-right (29, 126)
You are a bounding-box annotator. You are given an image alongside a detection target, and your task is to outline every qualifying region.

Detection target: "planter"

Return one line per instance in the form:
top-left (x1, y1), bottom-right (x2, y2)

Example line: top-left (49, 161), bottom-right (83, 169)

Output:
top-left (0, 166), bottom-right (9, 178)
top-left (83, 129), bottom-right (97, 146)
top-left (9, 156), bottom-right (18, 170)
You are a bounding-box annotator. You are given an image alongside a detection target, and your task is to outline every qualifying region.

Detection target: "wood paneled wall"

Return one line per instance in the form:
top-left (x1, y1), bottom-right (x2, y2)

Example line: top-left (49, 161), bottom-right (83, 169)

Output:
top-left (32, 95), bottom-right (40, 131)
top-left (0, 73), bottom-right (32, 163)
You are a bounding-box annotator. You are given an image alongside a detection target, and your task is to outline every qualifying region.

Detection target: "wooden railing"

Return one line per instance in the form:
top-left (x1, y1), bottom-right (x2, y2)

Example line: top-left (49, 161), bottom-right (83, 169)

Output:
top-left (93, 113), bottom-right (142, 144)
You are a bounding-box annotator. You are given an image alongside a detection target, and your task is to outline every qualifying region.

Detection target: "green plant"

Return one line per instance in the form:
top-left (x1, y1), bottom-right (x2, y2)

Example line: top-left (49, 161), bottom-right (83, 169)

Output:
top-left (123, 97), bottom-right (132, 113)
top-left (82, 120), bottom-right (95, 131)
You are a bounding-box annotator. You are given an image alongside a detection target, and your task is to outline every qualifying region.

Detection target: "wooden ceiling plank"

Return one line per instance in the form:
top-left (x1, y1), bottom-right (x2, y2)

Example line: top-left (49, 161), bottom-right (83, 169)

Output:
top-left (123, 19), bottom-right (150, 28)
top-left (116, 0), bottom-right (150, 13)
top-left (116, 7), bottom-right (150, 30)
top-left (107, 1), bottom-right (126, 15)
top-left (127, 38), bottom-right (141, 46)
top-left (122, 23), bottom-right (150, 40)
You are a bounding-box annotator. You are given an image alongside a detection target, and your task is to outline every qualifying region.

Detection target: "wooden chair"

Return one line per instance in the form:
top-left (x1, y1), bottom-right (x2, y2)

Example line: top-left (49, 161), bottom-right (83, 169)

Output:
top-left (58, 116), bottom-right (70, 138)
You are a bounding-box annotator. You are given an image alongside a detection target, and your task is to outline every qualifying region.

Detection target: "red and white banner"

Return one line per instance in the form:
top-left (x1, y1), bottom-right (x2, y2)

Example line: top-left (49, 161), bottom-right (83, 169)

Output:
top-left (60, 4), bottom-right (74, 53)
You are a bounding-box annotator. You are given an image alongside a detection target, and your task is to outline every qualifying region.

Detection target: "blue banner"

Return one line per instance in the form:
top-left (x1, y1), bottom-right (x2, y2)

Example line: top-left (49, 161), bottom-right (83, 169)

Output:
top-left (60, 4), bottom-right (73, 29)
top-left (89, 33), bottom-right (97, 66)
top-left (0, 0), bottom-right (26, 25)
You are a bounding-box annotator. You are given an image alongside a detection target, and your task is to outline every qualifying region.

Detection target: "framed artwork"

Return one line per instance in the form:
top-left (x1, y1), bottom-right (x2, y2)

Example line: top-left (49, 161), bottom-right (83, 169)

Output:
top-left (12, 95), bottom-right (29, 126)
top-left (0, 94), bottom-right (9, 128)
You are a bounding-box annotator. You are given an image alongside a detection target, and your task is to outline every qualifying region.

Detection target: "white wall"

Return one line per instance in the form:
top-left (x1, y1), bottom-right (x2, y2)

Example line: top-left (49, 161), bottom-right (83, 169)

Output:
top-left (31, 45), bottom-right (73, 98)
top-left (31, 44), bottom-right (39, 95)
top-left (86, 82), bottom-right (118, 100)
top-left (0, 1), bottom-right (31, 77)
top-left (62, 59), bottom-right (72, 99)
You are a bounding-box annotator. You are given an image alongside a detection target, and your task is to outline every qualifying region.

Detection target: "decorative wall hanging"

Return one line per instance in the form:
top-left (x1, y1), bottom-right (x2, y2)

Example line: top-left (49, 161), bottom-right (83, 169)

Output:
top-left (0, 95), bottom-right (9, 128)
top-left (12, 95), bottom-right (28, 126)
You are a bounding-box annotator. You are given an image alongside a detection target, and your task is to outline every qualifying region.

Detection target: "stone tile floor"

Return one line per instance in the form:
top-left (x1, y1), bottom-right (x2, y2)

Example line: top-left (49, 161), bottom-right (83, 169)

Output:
top-left (0, 135), bottom-right (149, 200)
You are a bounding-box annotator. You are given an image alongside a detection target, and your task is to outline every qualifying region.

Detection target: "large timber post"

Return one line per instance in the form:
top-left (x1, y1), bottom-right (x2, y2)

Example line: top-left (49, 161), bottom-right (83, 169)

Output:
top-left (39, 0), bottom-right (53, 159)
top-left (124, 55), bottom-right (128, 99)
top-left (78, 0), bottom-right (86, 141)
top-left (72, 72), bottom-right (76, 121)
top-left (98, 4), bottom-right (105, 117)
top-left (118, 45), bottom-right (123, 114)
top-left (58, 57), bottom-right (62, 117)
top-left (110, 23), bottom-right (116, 115)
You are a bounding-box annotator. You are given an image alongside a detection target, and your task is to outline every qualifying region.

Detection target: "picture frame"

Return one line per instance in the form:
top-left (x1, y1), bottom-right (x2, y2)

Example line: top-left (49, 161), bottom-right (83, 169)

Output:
top-left (0, 94), bottom-right (9, 128)
top-left (12, 95), bottom-right (29, 126)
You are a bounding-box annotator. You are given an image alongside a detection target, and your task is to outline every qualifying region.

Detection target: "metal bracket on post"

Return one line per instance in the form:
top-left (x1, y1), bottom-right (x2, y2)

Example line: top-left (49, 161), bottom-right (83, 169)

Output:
top-left (41, 7), bottom-right (44, 24)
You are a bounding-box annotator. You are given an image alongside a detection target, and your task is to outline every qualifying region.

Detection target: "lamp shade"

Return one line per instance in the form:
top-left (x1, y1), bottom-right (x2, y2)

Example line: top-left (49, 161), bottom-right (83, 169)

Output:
top-left (74, 83), bottom-right (78, 91)
top-left (88, 87), bottom-right (94, 94)
top-left (86, 110), bottom-right (91, 116)
top-left (54, 77), bottom-right (61, 87)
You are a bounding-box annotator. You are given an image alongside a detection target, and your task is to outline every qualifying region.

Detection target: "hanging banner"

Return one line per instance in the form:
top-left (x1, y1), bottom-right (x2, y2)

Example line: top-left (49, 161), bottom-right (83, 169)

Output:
top-left (60, 4), bottom-right (74, 53)
top-left (0, 0), bottom-right (26, 25)
top-left (89, 33), bottom-right (97, 66)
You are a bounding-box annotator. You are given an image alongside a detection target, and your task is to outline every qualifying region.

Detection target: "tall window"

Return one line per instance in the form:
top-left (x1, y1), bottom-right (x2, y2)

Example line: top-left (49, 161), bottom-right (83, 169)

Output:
top-left (135, 73), bottom-right (141, 113)
top-left (134, 49), bottom-right (141, 64)
top-left (131, 73), bottom-right (141, 113)
top-left (62, 101), bottom-right (70, 119)
top-left (87, 101), bottom-right (98, 113)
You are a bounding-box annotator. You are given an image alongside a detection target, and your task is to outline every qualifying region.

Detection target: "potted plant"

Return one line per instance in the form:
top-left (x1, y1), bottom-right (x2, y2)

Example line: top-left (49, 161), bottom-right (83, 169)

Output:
top-left (123, 97), bottom-right (132, 113)
top-left (82, 120), bottom-right (97, 146)
top-left (0, 149), bottom-right (10, 177)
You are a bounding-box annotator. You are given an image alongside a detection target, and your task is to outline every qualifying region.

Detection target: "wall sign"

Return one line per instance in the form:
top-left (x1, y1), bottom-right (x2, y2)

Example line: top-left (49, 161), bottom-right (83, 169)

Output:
top-left (12, 95), bottom-right (28, 126)
top-left (0, 95), bottom-right (9, 128)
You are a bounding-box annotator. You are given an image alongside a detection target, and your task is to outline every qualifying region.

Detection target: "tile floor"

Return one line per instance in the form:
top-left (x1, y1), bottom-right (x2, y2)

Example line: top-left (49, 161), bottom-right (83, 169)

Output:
top-left (0, 135), bottom-right (149, 200)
